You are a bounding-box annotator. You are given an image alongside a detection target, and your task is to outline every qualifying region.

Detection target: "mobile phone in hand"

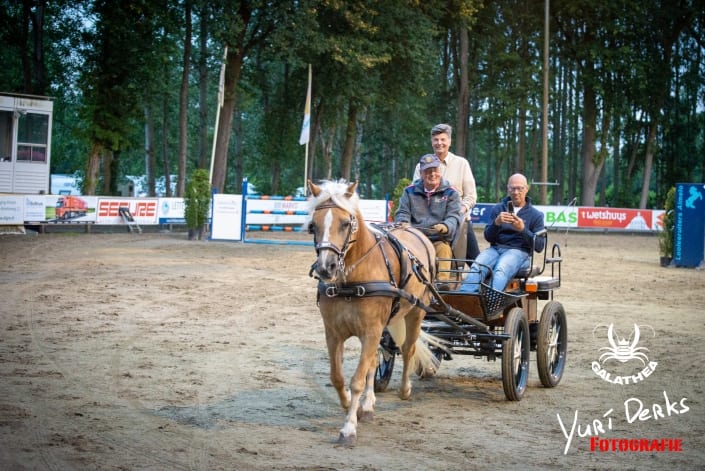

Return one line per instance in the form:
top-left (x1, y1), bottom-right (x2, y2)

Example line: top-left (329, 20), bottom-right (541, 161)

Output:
top-left (507, 201), bottom-right (514, 214)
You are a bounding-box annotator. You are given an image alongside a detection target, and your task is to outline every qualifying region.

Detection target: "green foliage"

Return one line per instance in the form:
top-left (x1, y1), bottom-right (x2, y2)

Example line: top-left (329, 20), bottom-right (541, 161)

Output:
top-left (0, 1), bottom-right (702, 204)
top-left (184, 169), bottom-right (211, 232)
top-left (659, 186), bottom-right (676, 258)
top-left (391, 177), bottom-right (412, 218)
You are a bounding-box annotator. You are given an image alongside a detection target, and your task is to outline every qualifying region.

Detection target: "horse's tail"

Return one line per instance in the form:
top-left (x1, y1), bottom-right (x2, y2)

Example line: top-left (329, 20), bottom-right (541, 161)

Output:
top-left (386, 321), bottom-right (448, 377)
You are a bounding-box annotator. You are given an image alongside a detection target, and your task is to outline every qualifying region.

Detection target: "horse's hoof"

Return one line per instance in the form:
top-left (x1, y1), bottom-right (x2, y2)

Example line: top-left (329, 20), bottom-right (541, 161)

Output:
top-left (337, 432), bottom-right (357, 446)
top-left (358, 410), bottom-right (375, 422)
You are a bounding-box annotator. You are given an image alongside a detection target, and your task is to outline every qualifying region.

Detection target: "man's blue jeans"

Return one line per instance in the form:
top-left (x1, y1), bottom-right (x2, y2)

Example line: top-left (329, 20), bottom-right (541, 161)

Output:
top-left (458, 246), bottom-right (530, 293)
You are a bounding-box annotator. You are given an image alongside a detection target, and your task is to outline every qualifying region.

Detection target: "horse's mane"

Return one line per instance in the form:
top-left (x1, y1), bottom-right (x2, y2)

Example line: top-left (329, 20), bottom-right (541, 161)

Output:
top-left (306, 180), bottom-right (360, 217)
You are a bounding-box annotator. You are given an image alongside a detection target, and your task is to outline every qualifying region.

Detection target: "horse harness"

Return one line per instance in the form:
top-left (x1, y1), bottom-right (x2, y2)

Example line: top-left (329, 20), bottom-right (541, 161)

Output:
top-left (310, 219), bottom-right (436, 322)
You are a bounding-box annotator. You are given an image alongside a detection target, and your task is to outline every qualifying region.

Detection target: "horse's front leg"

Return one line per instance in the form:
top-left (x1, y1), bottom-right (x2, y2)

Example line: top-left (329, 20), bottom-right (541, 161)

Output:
top-left (326, 333), bottom-right (350, 410)
top-left (338, 334), bottom-right (379, 445)
top-left (357, 357), bottom-right (377, 423)
top-left (399, 310), bottom-right (424, 400)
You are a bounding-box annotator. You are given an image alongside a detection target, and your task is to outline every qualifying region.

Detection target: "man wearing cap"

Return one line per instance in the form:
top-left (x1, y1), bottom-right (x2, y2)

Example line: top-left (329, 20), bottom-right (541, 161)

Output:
top-left (413, 123), bottom-right (480, 260)
top-left (395, 154), bottom-right (463, 281)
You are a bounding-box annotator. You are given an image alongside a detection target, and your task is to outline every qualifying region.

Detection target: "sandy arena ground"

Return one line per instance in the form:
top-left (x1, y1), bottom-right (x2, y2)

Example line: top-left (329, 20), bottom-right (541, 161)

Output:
top-left (1, 227), bottom-right (704, 470)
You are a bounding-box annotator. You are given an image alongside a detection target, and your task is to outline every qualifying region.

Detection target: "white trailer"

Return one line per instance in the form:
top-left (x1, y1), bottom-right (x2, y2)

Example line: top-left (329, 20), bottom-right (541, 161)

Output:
top-left (0, 93), bottom-right (53, 194)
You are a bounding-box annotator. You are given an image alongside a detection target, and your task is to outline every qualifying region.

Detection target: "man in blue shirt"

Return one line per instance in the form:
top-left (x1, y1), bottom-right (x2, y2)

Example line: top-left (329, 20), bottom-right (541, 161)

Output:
top-left (459, 173), bottom-right (545, 293)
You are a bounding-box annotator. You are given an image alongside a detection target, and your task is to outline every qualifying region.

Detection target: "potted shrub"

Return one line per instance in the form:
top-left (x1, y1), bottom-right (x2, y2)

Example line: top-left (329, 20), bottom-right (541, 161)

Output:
top-left (184, 168), bottom-right (211, 240)
top-left (659, 186), bottom-right (675, 266)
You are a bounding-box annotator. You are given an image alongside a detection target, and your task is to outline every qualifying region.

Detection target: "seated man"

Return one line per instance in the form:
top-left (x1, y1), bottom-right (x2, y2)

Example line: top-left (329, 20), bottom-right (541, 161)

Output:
top-left (395, 154), bottom-right (463, 281)
top-left (459, 173), bottom-right (545, 293)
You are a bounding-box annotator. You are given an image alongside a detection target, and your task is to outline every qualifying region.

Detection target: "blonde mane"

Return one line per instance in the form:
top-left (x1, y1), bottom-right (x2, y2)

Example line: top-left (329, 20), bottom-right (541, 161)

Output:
top-left (305, 180), bottom-right (360, 221)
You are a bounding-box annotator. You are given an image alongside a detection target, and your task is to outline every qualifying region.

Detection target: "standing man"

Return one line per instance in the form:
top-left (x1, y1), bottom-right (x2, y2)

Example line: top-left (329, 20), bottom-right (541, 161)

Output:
top-left (413, 123), bottom-right (480, 260)
top-left (396, 154), bottom-right (463, 281)
top-left (459, 173), bottom-right (545, 293)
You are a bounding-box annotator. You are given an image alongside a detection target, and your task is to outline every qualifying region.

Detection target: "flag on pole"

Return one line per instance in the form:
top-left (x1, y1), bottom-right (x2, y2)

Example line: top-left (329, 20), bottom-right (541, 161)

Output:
top-left (299, 64), bottom-right (312, 145)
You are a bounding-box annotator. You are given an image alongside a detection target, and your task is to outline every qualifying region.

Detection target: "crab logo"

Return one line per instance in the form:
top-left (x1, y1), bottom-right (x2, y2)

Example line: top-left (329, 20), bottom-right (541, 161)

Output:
top-left (591, 323), bottom-right (657, 385)
top-left (598, 324), bottom-right (653, 366)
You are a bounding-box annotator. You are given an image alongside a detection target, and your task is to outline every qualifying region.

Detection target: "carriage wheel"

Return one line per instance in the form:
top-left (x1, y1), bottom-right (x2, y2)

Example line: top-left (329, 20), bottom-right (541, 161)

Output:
top-left (374, 331), bottom-right (396, 392)
top-left (501, 307), bottom-right (530, 401)
top-left (537, 301), bottom-right (568, 388)
top-left (374, 347), bottom-right (395, 392)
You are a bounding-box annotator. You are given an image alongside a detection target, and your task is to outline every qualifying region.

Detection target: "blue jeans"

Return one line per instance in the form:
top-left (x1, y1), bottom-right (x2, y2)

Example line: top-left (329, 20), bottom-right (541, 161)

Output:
top-left (458, 246), bottom-right (530, 293)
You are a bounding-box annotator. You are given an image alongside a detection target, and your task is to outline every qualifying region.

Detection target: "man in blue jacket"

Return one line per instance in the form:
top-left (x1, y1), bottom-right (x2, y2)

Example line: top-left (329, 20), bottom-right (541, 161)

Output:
top-left (459, 173), bottom-right (545, 293)
top-left (395, 154), bottom-right (463, 281)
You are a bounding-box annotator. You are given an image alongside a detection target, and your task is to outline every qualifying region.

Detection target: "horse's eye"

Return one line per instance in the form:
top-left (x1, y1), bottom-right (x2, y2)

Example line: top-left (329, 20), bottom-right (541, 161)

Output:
top-left (307, 222), bottom-right (315, 234)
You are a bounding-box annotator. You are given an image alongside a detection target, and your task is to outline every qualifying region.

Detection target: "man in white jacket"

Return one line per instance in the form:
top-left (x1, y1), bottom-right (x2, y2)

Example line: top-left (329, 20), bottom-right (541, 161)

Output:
top-left (413, 123), bottom-right (480, 260)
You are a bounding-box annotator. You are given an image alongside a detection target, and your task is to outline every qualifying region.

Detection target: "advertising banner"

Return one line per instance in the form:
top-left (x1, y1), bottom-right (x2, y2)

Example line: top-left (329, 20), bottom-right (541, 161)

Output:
top-left (157, 197), bottom-right (186, 224)
top-left (210, 194), bottom-right (242, 241)
top-left (0, 196), bottom-right (23, 224)
top-left (45, 195), bottom-right (97, 223)
top-left (358, 199), bottom-right (387, 223)
top-left (577, 207), bottom-right (655, 230)
top-left (673, 183), bottom-right (705, 267)
top-left (96, 198), bottom-right (159, 225)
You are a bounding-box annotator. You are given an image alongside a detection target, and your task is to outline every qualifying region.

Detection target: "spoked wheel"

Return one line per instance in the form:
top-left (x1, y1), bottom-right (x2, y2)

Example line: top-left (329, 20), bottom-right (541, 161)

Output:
top-left (502, 307), bottom-right (530, 401)
top-left (537, 301), bottom-right (568, 388)
top-left (374, 330), bottom-right (397, 392)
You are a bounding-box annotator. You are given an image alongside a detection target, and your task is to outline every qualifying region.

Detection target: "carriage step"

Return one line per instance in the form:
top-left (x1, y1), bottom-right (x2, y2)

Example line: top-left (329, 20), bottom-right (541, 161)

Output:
top-left (119, 207), bottom-right (142, 233)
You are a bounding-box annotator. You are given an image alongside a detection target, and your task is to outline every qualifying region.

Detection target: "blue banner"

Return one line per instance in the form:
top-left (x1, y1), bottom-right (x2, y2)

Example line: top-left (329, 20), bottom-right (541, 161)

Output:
top-left (673, 183), bottom-right (705, 267)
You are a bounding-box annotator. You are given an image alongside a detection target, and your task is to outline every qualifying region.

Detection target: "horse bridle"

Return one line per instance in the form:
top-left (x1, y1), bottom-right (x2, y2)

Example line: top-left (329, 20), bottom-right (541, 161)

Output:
top-left (309, 201), bottom-right (359, 263)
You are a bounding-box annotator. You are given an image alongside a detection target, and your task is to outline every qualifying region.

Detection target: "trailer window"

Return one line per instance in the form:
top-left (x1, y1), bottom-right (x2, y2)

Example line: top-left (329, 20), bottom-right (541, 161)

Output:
top-left (0, 111), bottom-right (11, 161)
top-left (16, 113), bottom-right (49, 163)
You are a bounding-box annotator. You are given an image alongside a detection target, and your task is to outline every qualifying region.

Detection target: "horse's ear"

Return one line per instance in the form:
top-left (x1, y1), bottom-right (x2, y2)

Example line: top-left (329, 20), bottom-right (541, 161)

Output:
top-left (345, 181), bottom-right (358, 198)
top-left (308, 179), bottom-right (321, 197)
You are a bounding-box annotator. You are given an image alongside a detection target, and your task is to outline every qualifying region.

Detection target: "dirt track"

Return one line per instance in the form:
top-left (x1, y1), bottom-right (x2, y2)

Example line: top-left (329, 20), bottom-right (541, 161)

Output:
top-left (1, 229), bottom-right (704, 470)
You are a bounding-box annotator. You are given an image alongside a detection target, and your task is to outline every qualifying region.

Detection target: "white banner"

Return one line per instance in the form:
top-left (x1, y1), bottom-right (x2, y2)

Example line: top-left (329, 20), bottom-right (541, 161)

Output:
top-left (210, 194), bottom-right (242, 241)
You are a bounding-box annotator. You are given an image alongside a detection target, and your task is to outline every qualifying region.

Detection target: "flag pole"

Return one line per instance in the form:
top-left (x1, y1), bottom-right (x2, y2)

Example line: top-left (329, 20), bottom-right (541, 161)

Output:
top-left (304, 139), bottom-right (309, 193)
top-left (299, 64), bottom-right (312, 193)
top-left (210, 45), bottom-right (227, 186)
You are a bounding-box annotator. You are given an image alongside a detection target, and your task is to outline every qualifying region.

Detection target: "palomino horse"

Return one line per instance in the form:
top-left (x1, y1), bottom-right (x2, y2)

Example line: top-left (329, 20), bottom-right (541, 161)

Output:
top-left (307, 180), bottom-right (441, 445)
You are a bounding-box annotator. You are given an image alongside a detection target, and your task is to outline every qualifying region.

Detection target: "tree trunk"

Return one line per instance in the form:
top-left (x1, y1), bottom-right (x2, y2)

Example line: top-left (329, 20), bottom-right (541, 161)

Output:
top-left (340, 100), bottom-right (358, 181)
top-left (198, 5), bottom-right (209, 170)
top-left (102, 150), bottom-right (113, 195)
top-left (177, 0), bottom-right (192, 196)
top-left (516, 107), bottom-right (526, 173)
top-left (20, 1), bottom-right (31, 92)
top-left (30, 1), bottom-right (46, 94)
top-left (144, 105), bottom-right (156, 196)
top-left (85, 143), bottom-right (102, 195)
top-left (320, 125), bottom-right (335, 181)
top-left (211, 46), bottom-right (244, 193)
top-left (639, 120), bottom-right (658, 208)
top-left (161, 92), bottom-right (172, 197)
top-left (454, 24), bottom-right (469, 158)
top-left (580, 78), bottom-right (602, 207)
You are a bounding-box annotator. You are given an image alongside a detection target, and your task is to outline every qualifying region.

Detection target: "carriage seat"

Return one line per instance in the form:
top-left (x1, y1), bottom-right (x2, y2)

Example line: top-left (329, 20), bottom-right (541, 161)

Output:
top-left (515, 228), bottom-right (548, 278)
top-left (512, 229), bottom-right (562, 291)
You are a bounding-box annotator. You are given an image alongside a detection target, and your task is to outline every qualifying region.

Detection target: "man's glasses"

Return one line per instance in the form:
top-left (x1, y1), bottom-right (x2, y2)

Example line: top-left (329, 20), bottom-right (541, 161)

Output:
top-left (507, 186), bottom-right (526, 192)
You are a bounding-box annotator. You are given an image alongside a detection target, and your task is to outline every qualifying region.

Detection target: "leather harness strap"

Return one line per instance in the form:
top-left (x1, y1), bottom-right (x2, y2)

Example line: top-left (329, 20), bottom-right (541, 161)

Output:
top-left (313, 224), bottom-right (434, 323)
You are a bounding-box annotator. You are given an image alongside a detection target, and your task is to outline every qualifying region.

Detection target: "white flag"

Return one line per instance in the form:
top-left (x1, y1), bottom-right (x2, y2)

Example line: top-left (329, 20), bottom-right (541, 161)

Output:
top-left (299, 64), bottom-right (312, 145)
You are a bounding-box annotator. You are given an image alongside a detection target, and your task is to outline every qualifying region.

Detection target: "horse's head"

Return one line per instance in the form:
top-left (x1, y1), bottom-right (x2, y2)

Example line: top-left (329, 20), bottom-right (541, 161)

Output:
top-left (306, 180), bottom-right (360, 282)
